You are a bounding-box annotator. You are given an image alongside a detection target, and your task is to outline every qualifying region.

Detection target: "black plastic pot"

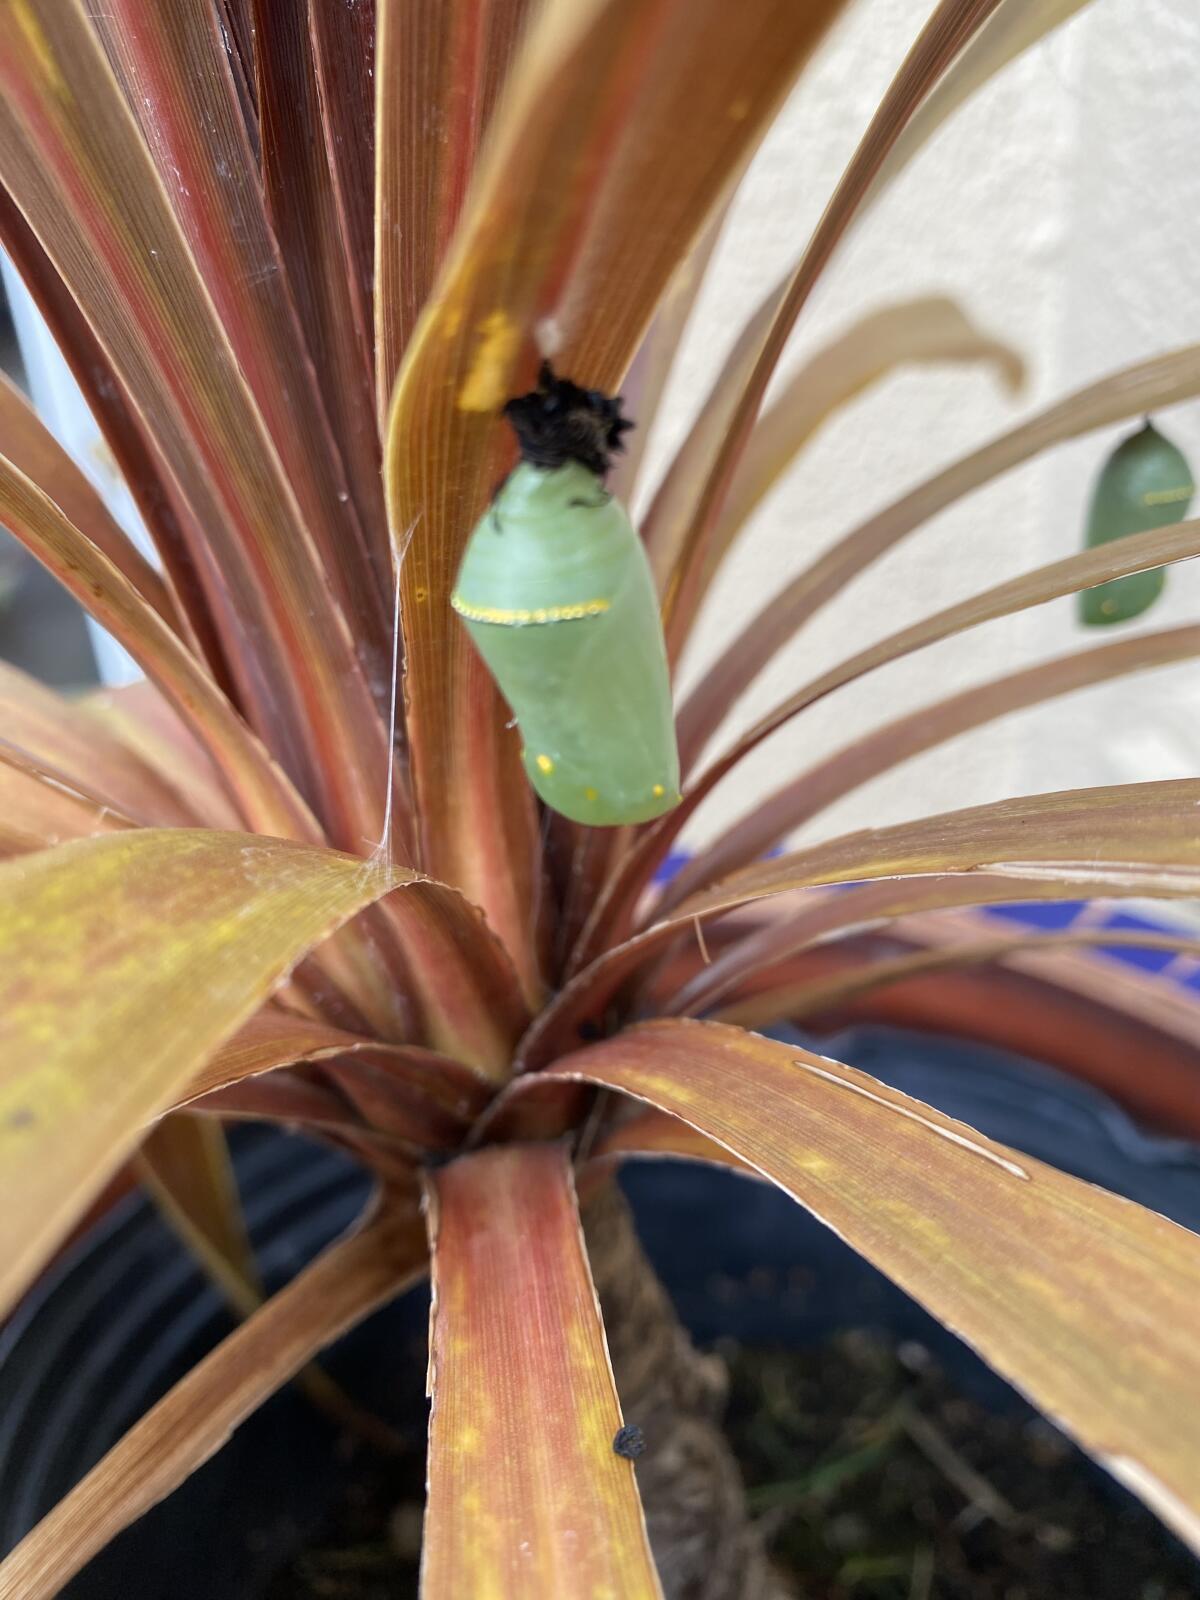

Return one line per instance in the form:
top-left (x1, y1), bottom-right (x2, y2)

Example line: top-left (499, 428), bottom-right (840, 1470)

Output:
top-left (3, 1026), bottom-right (1199, 1598)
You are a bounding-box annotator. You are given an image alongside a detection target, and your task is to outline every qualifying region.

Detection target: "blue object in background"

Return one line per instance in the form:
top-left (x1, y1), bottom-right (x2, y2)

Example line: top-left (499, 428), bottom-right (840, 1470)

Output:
top-left (983, 899), bottom-right (1087, 930)
top-left (652, 848), bottom-right (1200, 997)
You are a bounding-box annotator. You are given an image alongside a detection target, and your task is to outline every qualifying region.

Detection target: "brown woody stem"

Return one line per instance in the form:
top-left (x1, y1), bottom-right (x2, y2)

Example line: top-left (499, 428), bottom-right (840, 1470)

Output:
top-left (582, 1179), bottom-right (792, 1600)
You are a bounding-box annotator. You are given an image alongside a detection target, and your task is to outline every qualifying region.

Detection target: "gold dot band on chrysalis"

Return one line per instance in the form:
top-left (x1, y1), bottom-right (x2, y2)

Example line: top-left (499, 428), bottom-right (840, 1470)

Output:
top-left (451, 594), bottom-right (611, 626)
top-left (1142, 485), bottom-right (1193, 506)
top-left (530, 759), bottom-right (678, 808)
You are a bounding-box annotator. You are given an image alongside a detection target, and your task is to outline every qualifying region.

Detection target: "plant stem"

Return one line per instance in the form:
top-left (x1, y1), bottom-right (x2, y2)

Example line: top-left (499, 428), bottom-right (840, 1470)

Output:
top-left (582, 1179), bottom-right (793, 1600)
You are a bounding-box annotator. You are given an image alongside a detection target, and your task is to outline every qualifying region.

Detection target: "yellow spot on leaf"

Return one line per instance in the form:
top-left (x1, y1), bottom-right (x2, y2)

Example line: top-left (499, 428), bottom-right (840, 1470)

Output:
top-left (457, 310), bottom-right (520, 412)
top-left (11, 0), bottom-right (67, 96)
top-left (794, 1151), bottom-right (834, 1176)
top-left (585, 788), bottom-right (598, 802)
top-left (652, 784), bottom-right (665, 798)
top-left (536, 754), bottom-right (555, 775)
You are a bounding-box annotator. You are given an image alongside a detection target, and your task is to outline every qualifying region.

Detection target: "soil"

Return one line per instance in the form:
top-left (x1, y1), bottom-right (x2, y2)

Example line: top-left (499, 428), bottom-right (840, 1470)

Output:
top-left (264, 1330), bottom-right (1200, 1599)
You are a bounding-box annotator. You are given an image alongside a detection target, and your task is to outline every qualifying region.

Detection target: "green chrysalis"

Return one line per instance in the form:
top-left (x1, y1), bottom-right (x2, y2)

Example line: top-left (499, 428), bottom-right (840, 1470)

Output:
top-left (452, 364), bottom-right (680, 826)
top-left (1079, 419), bottom-right (1194, 626)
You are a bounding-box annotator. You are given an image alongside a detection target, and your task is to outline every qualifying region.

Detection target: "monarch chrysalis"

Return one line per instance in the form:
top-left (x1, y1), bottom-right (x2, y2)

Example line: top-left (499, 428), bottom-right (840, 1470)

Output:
top-left (452, 364), bottom-right (681, 826)
top-left (1079, 419), bottom-right (1194, 626)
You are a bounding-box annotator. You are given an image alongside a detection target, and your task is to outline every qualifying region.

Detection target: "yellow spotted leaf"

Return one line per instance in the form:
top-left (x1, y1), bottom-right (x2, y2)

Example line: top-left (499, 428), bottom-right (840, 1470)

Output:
top-left (524, 1021), bottom-right (1200, 1555)
top-left (0, 828), bottom-right (412, 1315)
top-left (423, 1142), bottom-right (662, 1598)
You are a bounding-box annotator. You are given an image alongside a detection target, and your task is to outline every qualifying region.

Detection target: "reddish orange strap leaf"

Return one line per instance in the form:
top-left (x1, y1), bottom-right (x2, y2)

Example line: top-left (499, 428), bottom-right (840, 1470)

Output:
top-left (423, 1142), bottom-right (662, 1598)
top-left (519, 1021), bottom-right (1200, 1555)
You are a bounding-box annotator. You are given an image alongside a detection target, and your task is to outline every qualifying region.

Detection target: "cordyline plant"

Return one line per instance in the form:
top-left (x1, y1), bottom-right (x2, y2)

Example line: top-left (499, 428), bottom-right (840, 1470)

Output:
top-left (1, 0), bottom-right (1200, 1596)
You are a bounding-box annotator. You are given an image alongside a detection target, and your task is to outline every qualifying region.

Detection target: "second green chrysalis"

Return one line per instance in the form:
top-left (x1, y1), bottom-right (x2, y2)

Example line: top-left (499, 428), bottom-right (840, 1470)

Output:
top-left (1079, 419), bottom-right (1194, 626)
top-left (452, 363), bottom-right (681, 826)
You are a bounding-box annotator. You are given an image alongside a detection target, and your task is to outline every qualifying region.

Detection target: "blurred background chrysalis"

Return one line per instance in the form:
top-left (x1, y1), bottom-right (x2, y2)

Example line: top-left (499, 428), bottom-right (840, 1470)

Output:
top-left (1078, 419), bottom-right (1194, 626)
top-left (452, 364), bottom-right (681, 826)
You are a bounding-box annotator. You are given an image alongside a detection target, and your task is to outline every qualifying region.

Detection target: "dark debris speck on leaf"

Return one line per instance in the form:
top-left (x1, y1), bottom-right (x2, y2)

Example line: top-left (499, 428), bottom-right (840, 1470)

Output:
top-left (612, 1423), bottom-right (647, 1459)
top-left (265, 1329), bottom-right (1199, 1599)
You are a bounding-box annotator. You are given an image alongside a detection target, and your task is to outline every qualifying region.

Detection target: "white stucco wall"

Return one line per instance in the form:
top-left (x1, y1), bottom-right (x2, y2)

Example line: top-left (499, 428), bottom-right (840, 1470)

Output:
top-left (646, 0), bottom-right (1200, 853)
